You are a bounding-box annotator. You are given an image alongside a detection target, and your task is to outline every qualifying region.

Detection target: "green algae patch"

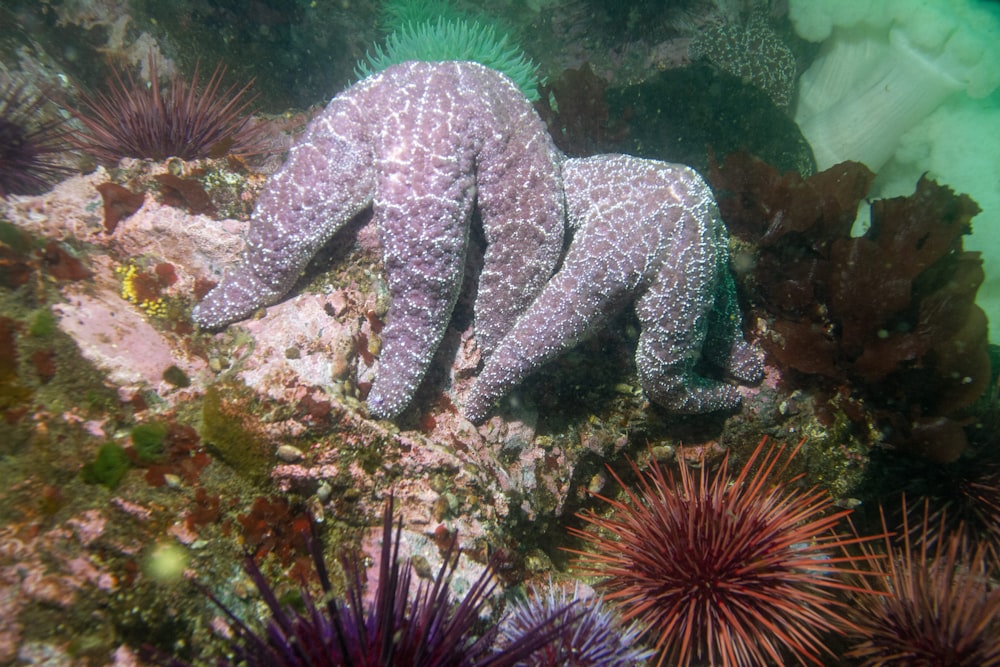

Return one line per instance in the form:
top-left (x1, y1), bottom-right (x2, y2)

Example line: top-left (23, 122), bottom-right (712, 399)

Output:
top-left (131, 422), bottom-right (168, 462)
top-left (162, 364), bottom-right (191, 388)
top-left (28, 308), bottom-right (58, 338)
top-left (0, 219), bottom-right (33, 254)
top-left (355, 445), bottom-right (385, 475)
top-left (200, 383), bottom-right (272, 482)
top-left (82, 442), bottom-right (131, 489)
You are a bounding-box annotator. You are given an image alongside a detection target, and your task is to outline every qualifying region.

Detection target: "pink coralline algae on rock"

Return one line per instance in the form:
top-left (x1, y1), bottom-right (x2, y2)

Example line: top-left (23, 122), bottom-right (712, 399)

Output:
top-left (0, 167), bottom-right (226, 405)
top-left (463, 155), bottom-right (762, 423)
top-left (193, 60), bottom-right (565, 420)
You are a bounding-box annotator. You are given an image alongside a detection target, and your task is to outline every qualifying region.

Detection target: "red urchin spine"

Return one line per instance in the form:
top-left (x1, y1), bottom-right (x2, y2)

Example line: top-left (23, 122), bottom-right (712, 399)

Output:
top-left (845, 502), bottom-right (1000, 666)
top-left (569, 437), bottom-right (883, 667)
top-left (71, 57), bottom-right (261, 164)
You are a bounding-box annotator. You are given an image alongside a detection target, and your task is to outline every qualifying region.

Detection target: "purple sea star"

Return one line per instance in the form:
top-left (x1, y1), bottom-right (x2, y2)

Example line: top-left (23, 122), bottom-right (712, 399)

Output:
top-left (462, 154), bottom-right (762, 423)
top-left (192, 61), bottom-right (564, 419)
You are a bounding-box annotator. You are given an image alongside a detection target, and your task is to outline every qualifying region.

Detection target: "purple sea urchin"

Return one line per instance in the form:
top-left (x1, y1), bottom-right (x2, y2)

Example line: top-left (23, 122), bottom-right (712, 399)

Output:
top-left (570, 438), bottom-right (882, 667)
top-left (504, 582), bottom-right (653, 666)
top-left (72, 58), bottom-right (260, 164)
top-left (0, 81), bottom-right (72, 196)
top-left (185, 497), bottom-right (565, 666)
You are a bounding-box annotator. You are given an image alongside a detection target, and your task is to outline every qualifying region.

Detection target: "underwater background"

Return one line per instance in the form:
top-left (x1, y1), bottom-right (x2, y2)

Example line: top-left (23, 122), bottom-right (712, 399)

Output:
top-left (1, 0), bottom-right (999, 665)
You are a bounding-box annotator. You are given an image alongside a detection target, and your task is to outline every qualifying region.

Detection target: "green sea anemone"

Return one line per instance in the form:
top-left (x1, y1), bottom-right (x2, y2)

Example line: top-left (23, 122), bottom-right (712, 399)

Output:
top-left (358, 15), bottom-right (540, 101)
top-left (377, 0), bottom-right (463, 33)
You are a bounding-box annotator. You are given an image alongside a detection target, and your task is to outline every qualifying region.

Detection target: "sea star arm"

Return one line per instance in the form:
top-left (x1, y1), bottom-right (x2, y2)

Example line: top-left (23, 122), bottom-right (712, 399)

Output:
top-left (463, 155), bottom-right (647, 423)
top-left (473, 98), bottom-right (565, 355)
top-left (462, 237), bottom-right (625, 424)
top-left (634, 168), bottom-right (757, 412)
top-left (463, 155), bottom-right (759, 422)
top-left (364, 114), bottom-right (478, 419)
top-left (363, 62), bottom-right (566, 418)
top-left (192, 105), bottom-right (374, 329)
top-left (704, 269), bottom-right (765, 384)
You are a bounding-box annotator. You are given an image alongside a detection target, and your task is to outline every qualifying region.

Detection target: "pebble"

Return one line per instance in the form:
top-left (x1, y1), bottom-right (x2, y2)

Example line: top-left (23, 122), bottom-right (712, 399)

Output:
top-left (330, 334), bottom-right (355, 380)
top-left (276, 444), bottom-right (305, 462)
top-left (325, 290), bottom-right (348, 317)
top-left (315, 481), bottom-right (332, 502)
top-left (307, 496), bottom-right (325, 522)
top-left (650, 444), bottom-right (676, 462)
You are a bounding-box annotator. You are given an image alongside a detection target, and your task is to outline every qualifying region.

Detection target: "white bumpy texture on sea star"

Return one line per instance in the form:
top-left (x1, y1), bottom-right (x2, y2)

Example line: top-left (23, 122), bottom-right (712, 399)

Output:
top-left (462, 155), bottom-right (763, 423)
top-left (192, 61), bottom-right (565, 419)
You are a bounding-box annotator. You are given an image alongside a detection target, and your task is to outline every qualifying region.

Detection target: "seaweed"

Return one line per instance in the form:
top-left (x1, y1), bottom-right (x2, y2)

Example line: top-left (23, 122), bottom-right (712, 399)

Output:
top-left (96, 182), bottom-right (145, 233)
top-left (710, 153), bottom-right (989, 462)
top-left (82, 442), bottom-right (131, 489)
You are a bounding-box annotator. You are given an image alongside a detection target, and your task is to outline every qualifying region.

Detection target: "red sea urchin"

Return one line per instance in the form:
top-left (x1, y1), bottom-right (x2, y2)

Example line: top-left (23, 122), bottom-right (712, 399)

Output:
top-left (0, 81), bottom-right (72, 196)
top-left (845, 506), bottom-right (1000, 666)
top-left (72, 58), bottom-right (261, 164)
top-left (570, 438), bottom-right (880, 667)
